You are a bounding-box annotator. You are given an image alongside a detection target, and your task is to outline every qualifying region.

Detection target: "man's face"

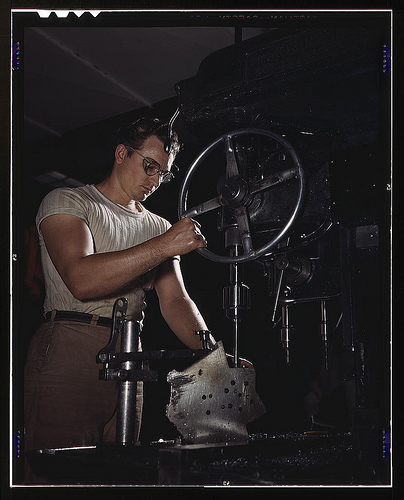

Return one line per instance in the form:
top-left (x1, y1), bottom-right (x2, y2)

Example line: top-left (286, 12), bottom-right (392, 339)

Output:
top-left (116, 135), bottom-right (172, 202)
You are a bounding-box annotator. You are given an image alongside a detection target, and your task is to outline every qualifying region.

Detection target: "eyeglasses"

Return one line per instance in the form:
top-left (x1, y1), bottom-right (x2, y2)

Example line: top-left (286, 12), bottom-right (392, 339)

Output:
top-left (128, 147), bottom-right (177, 184)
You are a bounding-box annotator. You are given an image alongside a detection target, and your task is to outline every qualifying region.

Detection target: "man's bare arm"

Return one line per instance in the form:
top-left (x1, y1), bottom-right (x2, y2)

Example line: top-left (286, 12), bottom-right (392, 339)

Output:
top-left (154, 258), bottom-right (215, 350)
top-left (155, 259), bottom-right (253, 367)
top-left (40, 213), bottom-right (205, 301)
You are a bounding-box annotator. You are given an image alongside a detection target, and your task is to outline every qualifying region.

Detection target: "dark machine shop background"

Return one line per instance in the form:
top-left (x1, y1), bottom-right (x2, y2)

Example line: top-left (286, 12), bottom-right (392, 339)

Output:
top-left (11, 10), bottom-right (392, 486)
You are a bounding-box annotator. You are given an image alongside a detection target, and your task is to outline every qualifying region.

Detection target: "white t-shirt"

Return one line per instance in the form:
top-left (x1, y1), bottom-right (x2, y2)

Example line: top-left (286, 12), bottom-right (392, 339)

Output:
top-left (36, 184), bottom-right (173, 321)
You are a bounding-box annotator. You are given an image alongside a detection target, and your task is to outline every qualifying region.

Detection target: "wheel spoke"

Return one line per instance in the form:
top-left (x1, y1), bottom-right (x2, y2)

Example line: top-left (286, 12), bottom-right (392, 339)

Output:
top-left (182, 196), bottom-right (223, 218)
top-left (250, 166), bottom-right (298, 194)
top-left (224, 135), bottom-right (240, 179)
top-left (235, 207), bottom-right (254, 255)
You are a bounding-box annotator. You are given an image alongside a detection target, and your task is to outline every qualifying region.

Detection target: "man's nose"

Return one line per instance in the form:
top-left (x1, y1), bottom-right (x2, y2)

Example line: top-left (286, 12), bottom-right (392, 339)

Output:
top-left (150, 173), bottom-right (161, 188)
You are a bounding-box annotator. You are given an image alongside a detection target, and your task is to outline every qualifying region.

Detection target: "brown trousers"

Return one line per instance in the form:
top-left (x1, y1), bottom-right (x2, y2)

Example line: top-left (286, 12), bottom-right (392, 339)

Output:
top-left (24, 317), bottom-right (143, 483)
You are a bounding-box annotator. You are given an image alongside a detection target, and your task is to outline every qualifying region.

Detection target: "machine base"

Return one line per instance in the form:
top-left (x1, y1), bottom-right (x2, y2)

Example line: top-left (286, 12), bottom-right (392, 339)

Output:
top-left (26, 431), bottom-right (385, 486)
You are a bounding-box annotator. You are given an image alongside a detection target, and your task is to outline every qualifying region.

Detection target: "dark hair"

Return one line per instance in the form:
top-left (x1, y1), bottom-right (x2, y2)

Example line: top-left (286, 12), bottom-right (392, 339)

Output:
top-left (116, 117), bottom-right (179, 157)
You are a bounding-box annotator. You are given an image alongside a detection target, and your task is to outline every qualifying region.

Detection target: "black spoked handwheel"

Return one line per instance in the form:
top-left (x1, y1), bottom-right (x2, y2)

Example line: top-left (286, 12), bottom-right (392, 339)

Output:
top-left (178, 128), bottom-right (306, 264)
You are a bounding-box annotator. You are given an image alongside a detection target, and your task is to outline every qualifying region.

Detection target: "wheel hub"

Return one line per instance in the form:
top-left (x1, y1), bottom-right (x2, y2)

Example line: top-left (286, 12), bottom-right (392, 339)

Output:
top-left (218, 177), bottom-right (250, 208)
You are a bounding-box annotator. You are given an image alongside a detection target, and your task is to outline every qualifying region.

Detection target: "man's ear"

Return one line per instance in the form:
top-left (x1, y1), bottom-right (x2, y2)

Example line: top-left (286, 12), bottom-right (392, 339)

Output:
top-left (115, 144), bottom-right (126, 164)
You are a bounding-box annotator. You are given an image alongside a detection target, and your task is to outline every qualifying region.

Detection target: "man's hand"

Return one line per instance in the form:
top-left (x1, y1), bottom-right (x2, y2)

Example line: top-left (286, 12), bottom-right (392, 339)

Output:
top-left (161, 217), bottom-right (207, 256)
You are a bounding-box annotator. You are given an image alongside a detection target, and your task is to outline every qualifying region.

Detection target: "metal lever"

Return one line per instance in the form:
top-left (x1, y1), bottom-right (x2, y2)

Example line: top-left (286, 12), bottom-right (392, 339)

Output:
top-left (97, 297), bottom-right (128, 364)
top-left (164, 107), bottom-right (179, 154)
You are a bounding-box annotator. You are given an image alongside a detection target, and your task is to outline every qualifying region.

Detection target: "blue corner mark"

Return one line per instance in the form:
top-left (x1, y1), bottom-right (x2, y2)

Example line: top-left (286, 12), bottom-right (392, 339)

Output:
top-left (382, 429), bottom-right (390, 458)
top-left (383, 43), bottom-right (390, 74)
top-left (13, 429), bottom-right (22, 458)
top-left (12, 41), bottom-right (21, 70)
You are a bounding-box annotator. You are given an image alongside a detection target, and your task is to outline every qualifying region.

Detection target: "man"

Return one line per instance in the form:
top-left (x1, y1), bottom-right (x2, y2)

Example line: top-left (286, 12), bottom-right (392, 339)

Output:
top-left (24, 117), bottom-right (215, 482)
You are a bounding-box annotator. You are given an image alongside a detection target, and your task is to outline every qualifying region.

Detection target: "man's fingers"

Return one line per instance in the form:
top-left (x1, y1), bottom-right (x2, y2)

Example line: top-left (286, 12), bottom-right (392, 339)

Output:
top-left (189, 219), bottom-right (207, 246)
top-left (190, 218), bottom-right (202, 229)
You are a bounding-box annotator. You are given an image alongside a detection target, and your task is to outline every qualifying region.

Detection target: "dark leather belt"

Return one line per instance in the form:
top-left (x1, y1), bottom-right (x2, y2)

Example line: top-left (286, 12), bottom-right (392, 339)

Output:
top-left (45, 310), bottom-right (112, 328)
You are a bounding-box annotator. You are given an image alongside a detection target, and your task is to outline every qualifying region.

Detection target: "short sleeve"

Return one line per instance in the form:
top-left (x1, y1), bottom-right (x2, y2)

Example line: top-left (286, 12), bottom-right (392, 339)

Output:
top-left (36, 188), bottom-right (90, 236)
